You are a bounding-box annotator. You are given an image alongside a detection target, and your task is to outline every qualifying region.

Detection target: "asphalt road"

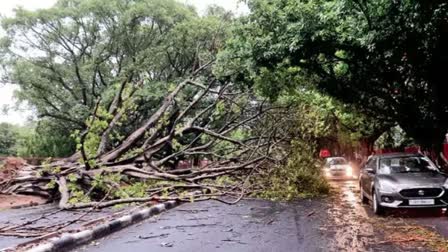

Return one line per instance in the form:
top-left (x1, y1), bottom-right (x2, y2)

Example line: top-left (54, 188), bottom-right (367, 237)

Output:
top-left (3, 179), bottom-right (448, 252)
top-left (0, 204), bottom-right (56, 249)
top-left (77, 180), bottom-right (448, 252)
top-left (326, 179), bottom-right (448, 251)
top-left (335, 179), bottom-right (448, 237)
top-left (0, 204), bottom-right (120, 250)
top-left (77, 199), bottom-right (331, 252)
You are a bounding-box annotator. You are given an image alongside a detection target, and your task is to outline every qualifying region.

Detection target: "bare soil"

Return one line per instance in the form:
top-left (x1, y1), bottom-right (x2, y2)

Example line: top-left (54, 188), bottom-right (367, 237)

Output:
top-left (0, 194), bottom-right (47, 210)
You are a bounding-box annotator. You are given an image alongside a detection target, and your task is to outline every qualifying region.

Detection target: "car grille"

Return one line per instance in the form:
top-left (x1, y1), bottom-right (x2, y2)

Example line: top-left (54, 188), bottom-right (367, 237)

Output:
top-left (399, 188), bottom-right (443, 198)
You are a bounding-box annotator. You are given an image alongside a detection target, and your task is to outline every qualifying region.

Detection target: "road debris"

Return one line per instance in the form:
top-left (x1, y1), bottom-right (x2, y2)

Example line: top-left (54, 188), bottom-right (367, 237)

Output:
top-left (160, 242), bottom-right (174, 247)
top-left (138, 233), bottom-right (169, 239)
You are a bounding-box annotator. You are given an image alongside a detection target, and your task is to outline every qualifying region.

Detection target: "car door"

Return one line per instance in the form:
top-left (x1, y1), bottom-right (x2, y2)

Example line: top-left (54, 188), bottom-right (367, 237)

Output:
top-left (361, 157), bottom-right (377, 198)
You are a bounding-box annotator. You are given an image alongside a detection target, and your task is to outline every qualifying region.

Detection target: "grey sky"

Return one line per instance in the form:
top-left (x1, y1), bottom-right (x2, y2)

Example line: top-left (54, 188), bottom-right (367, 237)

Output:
top-left (0, 0), bottom-right (248, 125)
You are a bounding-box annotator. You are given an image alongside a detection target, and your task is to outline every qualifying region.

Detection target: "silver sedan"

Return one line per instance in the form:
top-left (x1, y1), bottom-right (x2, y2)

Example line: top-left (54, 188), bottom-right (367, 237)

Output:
top-left (359, 153), bottom-right (448, 215)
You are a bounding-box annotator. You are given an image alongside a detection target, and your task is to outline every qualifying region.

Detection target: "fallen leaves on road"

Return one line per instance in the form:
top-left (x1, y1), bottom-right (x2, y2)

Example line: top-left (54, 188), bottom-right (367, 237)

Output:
top-left (375, 220), bottom-right (448, 251)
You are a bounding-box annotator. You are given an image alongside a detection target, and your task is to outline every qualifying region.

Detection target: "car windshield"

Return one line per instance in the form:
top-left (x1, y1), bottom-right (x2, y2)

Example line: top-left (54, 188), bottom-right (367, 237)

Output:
top-left (378, 156), bottom-right (438, 174)
top-left (328, 158), bottom-right (347, 165)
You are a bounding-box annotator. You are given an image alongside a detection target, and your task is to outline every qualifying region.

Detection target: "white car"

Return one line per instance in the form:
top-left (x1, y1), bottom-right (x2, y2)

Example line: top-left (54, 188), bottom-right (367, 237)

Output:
top-left (323, 157), bottom-right (355, 179)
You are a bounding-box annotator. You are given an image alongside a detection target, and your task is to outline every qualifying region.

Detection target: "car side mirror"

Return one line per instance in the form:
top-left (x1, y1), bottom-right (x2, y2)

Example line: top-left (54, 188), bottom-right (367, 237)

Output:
top-left (365, 167), bottom-right (375, 174)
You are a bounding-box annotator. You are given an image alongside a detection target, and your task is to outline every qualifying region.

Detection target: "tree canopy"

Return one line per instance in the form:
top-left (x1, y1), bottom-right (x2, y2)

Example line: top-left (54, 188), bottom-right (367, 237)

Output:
top-left (1, 0), bottom-right (230, 133)
top-left (218, 0), bottom-right (448, 150)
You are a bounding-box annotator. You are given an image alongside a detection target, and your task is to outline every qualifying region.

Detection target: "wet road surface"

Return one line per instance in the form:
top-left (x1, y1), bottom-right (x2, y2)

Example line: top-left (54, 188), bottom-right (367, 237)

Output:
top-left (78, 179), bottom-right (443, 252)
top-left (328, 179), bottom-right (448, 251)
top-left (77, 199), bottom-right (331, 252)
top-left (0, 204), bottom-right (56, 249)
top-left (0, 204), bottom-right (122, 249)
top-left (339, 178), bottom-right (448, 237)
top-left (3, 180), bottom-right (448, 251)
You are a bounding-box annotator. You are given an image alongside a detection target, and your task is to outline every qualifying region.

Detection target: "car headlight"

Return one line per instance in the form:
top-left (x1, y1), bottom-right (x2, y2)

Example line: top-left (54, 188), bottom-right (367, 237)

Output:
top-left (378, 182), bottom-right (397, 193)
top-left (444, 179), bottom-right (448, 189)
top-left (345, 165), bottom-right (353, 176)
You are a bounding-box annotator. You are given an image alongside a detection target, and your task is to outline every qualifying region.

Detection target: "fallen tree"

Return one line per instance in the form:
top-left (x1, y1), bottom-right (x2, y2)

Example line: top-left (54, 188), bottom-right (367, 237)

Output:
top-left (0, 69), bottom-right (292, 209)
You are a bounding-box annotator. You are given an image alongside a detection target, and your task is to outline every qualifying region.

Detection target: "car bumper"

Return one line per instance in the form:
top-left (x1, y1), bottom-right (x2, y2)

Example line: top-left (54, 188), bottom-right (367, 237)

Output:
top-left (378, 192), bottom-right (448, 208)
top-left (324, 171), bottom-right (357, 180)
top-left (380, 201), bottom-right (448, 208)
top-left (325, 174), bottom-right (357, 180)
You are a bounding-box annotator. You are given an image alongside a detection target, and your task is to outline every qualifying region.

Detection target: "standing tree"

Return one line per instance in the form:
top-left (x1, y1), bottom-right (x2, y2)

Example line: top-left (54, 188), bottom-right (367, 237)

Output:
top-left (217, 0), bottom-right (448, 154)
top-left (0, 0), bottom-right (230, 140)
top-left (15, 120), bottom-right (76, 158)
top-left (0, 123), bottom-right (18, 156)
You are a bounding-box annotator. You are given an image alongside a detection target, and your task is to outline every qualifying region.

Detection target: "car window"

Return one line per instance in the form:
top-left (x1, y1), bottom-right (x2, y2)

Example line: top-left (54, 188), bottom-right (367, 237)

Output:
top-left (328, 158), bottom-right (347, 165)
top-left (378, 156), bottom-right (438, 174)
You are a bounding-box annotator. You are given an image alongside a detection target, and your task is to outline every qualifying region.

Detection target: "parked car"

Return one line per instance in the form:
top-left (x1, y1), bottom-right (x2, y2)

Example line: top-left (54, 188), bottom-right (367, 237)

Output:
top-left (359, 153), bottom-right (448, 215)
top-left (323, 157), bottom-right (355, 180)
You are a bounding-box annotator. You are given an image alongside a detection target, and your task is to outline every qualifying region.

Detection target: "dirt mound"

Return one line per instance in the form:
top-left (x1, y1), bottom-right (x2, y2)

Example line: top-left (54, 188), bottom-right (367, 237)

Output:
top-left (0, 157), bottom-right (27, 182)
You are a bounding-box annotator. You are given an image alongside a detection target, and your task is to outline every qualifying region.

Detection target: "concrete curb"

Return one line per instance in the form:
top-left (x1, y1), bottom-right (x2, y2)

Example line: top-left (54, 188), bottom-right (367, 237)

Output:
top-left (24, 200), bottom-right (180, 252)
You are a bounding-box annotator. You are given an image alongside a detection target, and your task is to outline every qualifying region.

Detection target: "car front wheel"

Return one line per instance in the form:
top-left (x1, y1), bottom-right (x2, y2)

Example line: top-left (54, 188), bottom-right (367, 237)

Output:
top-left (372, 191), bottom-right (385, 215)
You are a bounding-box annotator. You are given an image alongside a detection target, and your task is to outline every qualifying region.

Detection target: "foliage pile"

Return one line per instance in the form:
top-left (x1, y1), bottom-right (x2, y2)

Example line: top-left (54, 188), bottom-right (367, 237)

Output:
top-left (255, 141), bottom-right (329, 201)
top-left (1, 68), bottom-right (299, 209)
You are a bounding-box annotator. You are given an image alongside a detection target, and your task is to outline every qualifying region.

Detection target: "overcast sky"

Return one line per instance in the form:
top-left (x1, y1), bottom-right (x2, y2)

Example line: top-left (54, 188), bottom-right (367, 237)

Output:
top-left (0, 0), bottom-right (248, 125)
